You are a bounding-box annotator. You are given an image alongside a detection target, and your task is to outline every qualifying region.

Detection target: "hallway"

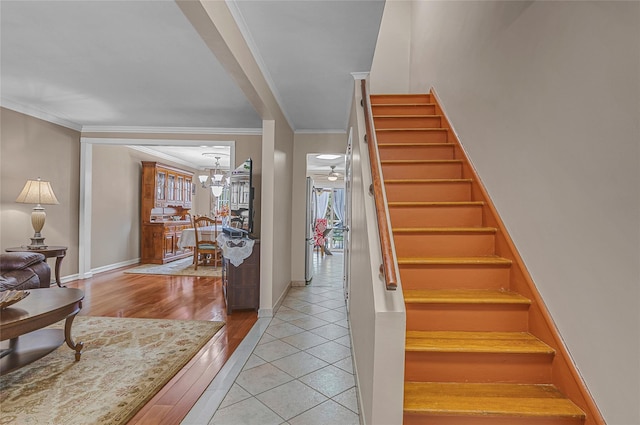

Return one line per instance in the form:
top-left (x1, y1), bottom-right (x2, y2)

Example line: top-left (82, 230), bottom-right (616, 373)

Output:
top-left (182, 252), bottom-right (360, 425)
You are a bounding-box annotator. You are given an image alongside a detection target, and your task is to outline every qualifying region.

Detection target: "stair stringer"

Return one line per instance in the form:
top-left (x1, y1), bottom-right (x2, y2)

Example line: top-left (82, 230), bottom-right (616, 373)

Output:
top-left (429, 87), bottom-right (605, 425)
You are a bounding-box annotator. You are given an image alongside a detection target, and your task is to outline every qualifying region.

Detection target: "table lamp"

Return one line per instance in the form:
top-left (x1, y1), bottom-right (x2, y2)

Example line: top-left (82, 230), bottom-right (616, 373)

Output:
top-left (15, 177), bottom-right (59, 249)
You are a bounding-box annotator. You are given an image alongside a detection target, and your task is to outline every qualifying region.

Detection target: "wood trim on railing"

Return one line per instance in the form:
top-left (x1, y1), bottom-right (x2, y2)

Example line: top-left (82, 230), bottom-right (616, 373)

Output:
top-left (360, 80), bottom-right (398, 291)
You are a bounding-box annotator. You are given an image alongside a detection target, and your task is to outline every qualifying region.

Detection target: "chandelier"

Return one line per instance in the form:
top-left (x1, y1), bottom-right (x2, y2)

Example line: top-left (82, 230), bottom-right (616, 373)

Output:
top-left (199, 154), bottom-right (226, 197)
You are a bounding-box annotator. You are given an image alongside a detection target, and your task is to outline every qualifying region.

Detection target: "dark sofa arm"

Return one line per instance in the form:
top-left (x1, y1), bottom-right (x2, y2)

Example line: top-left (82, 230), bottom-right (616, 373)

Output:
top-left (0, 252), bottom-right (46, 271)
top-left (0, 252), bottom-right (51, 290)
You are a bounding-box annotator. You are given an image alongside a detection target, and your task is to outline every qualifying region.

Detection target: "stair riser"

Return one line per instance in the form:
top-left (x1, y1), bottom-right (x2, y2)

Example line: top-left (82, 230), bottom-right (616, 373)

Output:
top-left (405, 352), bottom-right (553, 384)
top-left (377, 129), bottom-right (448, 143)
top-left (389, 205), bottom-right (483, 227)
top-left (385, 182), bottom-right (471, 202)
top-left (372, 104), bottom-right (436, 115)
top-left (371, 94), bottom-right (431, 104)
top-left (382, 162), bottom-right (462, 180)
top-left (406, 304), bottom-right (529, 332)
top-left (404, 414), bottom-right (584, 425)
top-left (374, 116), bottom-right (442, 129)
top-left (399, 264), bottom-right (510, 290)
top-left (394, 233), bottom-right (495, 257)
top-left (378, 145), bottom-right (455, 161)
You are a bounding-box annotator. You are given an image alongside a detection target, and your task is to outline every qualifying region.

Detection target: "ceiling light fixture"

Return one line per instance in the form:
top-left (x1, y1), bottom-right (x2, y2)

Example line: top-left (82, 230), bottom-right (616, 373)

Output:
top-left (327, 166), bottom-right (339, 182)
top-left (316, 154), bottom-right (341, 160)
top-left (212, 156), bottom-right (224, 182)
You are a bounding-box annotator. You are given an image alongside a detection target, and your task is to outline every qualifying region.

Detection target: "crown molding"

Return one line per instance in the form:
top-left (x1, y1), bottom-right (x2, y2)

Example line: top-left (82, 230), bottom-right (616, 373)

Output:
top-left (294, 129), bottom-right (347, 135)
top-left (0, 99), bottom-right (262, 136)
top-left (0, 98), bottom-right (83, 131)
top-left (351, 72), bottom-right (370, 81)
top-left (81, 125), bottom-right (262, 135)
top-left (80, 137), bottom-right (235, 147)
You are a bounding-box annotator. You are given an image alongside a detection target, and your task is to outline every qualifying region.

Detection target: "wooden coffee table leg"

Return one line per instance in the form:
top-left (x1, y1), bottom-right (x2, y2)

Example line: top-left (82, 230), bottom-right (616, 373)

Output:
top-left (54, 255), bottom-right (66, 287)
top-left (64, 314), bottom-right (83, 361)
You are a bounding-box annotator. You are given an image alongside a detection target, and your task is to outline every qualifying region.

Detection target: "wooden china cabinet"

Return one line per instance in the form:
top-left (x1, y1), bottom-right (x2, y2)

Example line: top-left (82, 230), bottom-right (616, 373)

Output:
top-left (140, 161), bottom-right (194, 264)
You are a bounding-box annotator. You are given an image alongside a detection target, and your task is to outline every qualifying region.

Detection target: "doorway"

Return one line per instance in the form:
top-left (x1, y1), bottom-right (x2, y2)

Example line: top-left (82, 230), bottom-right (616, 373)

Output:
top-left (304, 153), bottom-right (345, 285)
top-left (78, 138), bottom-right (235, 278)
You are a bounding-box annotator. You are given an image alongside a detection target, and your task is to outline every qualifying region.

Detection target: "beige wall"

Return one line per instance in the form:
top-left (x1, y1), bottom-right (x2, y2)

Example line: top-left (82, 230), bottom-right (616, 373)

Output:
top-left (91, 145), bottom-right (141, 268)
top-left (290, 132), bottom-right (348, 283)
top-left (270, 120), bottom-right (295, 310)
top-left (1, 108), bottom-right (80, 280)
top-left (370, 0), bottom-right (411, 94)
top-left (404, 2), bottom-right (639, 423)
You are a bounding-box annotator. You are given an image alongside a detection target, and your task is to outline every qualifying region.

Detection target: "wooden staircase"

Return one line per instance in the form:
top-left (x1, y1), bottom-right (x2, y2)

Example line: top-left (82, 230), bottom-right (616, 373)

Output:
top-left (370, 93), bottom-right (603, 424)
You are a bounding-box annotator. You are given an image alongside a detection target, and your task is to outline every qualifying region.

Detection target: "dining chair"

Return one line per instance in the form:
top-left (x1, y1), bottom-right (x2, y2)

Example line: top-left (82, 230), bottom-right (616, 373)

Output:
top-left (193, 216), bottom-right (221, 270)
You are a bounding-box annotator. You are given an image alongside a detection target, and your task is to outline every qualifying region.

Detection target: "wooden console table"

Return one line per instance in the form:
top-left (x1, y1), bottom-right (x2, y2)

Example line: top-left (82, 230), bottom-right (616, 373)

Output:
top-left (5, 246), bottom-right (68, 287)
top-left (221, 239), bottom-right (260, 314)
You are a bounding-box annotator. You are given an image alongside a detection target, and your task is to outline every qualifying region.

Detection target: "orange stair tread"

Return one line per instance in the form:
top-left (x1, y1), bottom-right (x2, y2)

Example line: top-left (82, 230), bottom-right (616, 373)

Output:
top-left (403, 289), bottom-right (530, 304)
top-left (398, 256), bottom-right (512, 266)
top-left (404, 382), bottom-right (585, 418)
top-left (374, 114), bottom-right (442, 118)
top-left (376, 127), bottom-right (447, 131)
top-left (389, 201), bottom-right (484, 207)
top-left (393, 227), bottom-right (496, 234)
top-left (384, 178), bottom-right (472, 183)
top-left (405, 331), bottom-right (554, 354)
top-left (381, 159), bottom-right (463, 164)
top-left (378, 142), bottom-right (453, 147)
top-left (370, 103), bottom-right (435, 107)
top-left (371, 94), bottom-right (432, 102)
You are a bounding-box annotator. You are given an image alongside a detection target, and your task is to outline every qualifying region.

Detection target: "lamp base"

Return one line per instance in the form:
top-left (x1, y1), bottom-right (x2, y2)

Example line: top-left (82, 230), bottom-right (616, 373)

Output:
top-left (27, 236), bottom-right (48, 250)
top-left (28, 209), bottom-right (48, 249)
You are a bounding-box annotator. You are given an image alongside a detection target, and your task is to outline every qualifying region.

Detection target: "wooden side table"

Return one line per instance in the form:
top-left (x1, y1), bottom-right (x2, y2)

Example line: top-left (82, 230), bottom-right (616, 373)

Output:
top-left (5, 246), bottom-right (68, 287)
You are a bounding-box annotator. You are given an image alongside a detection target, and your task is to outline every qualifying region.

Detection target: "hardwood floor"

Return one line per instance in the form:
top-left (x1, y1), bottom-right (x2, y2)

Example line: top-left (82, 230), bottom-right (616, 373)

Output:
top-left (65, 264), bottom-right (258, 425)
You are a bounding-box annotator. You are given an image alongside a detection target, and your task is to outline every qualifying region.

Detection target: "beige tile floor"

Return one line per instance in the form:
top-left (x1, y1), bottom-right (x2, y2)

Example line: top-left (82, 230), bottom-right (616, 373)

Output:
top-left (183, 251), bottom-right (359, 425)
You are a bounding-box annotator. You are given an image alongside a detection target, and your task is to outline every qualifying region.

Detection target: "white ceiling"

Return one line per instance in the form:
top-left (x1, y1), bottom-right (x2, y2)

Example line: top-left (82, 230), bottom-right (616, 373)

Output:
top-left (0, 0), bottom-right (385, 134)
top-left (130, 144), bottom-right (234, 170)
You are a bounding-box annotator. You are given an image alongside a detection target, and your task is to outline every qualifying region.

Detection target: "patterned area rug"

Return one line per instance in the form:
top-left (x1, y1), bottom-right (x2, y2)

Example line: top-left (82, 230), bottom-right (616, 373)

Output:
top-left (0, 316), bottom-right (224, 425)
top-left (124, 256), bottom-right (222, 277)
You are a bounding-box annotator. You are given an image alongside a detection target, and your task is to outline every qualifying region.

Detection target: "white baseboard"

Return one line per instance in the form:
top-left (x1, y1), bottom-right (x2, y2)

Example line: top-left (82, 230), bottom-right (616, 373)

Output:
top-left (91, 258), bottom-right (140, 275)
top-left (58, 274), bottom-right (80, 285)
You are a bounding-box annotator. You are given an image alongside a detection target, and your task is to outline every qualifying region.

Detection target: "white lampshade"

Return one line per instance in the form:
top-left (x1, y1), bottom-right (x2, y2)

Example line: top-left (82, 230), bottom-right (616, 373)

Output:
top-left (15, 178), bottom-right (59, 205)
top-left (198, 175), bottom-right (208, 184)
top-left (211, 185), bottom-right (223, 197)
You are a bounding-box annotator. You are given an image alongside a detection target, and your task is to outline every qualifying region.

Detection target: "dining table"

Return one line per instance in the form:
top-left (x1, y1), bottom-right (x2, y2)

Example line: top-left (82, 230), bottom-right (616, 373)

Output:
top-left (177, 225), bottom-right (223, 249)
